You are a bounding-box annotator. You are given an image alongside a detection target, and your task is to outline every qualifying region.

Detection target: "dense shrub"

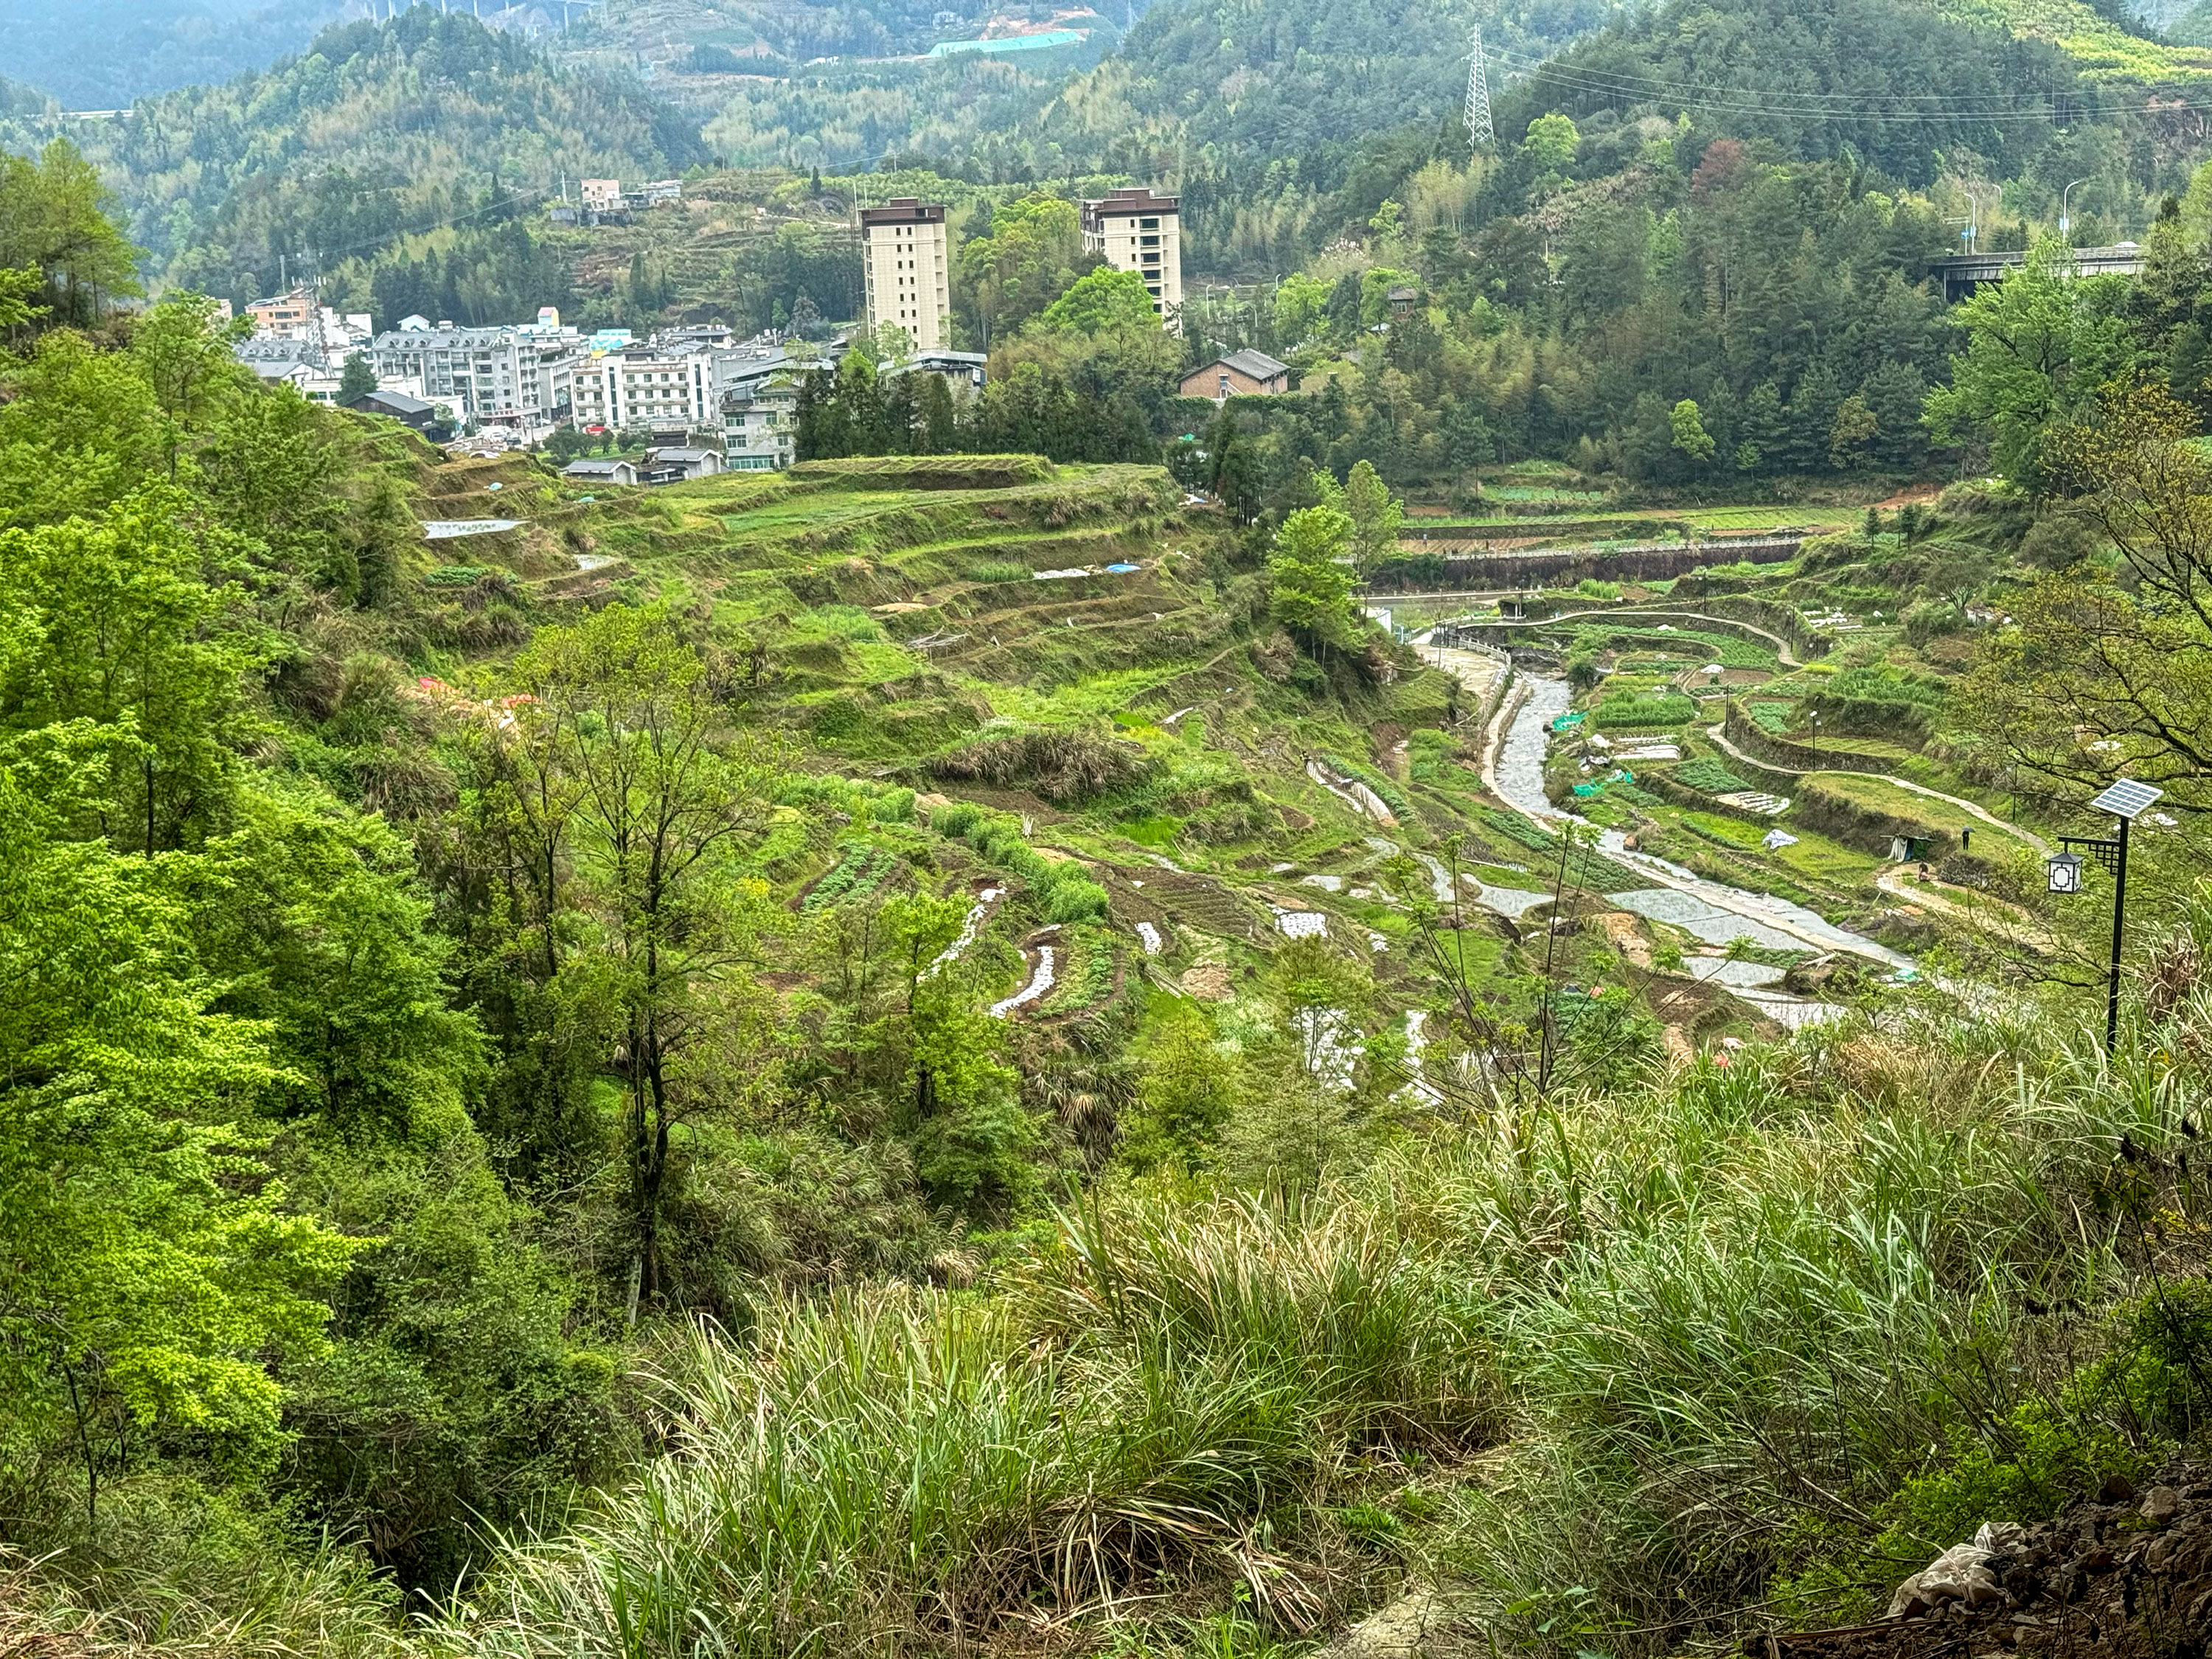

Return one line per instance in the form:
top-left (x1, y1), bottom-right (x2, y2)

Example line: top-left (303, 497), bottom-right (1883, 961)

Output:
top-left (931, 726), bottom-right (1158, 804)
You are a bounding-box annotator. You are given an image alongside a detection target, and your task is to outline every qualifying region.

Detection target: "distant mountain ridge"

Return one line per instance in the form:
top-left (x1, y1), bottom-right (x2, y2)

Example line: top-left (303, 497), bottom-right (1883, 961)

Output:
top-left (0, 0), bottom-right (352, 108)
top-left (53, 11), bottom-right (700, 304)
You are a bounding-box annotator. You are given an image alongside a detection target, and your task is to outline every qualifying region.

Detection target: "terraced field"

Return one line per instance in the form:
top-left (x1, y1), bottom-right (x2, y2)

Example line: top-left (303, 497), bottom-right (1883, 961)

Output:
top-left (405, 451), bottom-right (1686, 1043)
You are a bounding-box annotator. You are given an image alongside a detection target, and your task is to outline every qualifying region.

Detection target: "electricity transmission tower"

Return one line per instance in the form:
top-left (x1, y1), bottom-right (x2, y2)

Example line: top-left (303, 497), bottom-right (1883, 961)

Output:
top-left (1465, 25), bottom-right (1494, 147)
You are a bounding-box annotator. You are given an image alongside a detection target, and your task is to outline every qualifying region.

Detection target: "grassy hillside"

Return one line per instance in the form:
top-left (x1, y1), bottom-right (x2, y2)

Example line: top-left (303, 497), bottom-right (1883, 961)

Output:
top-left (1944, 0), bottom-right (2212, 79)
top-left (7, 273), bottom-right (2212, 1657)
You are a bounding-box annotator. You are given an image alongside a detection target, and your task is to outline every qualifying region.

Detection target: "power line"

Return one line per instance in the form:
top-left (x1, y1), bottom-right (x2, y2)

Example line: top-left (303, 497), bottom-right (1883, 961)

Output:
top-left (308, 184), bottom-right (552, 265)
top-left (1465, 25), bottom-right (1494, 147)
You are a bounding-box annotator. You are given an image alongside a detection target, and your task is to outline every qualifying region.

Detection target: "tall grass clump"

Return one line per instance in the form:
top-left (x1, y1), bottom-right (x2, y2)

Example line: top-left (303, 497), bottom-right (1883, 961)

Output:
top-left (444, 987), bottom-right (2212, 1659)
top-left (451, 1194), bottom-right (1498, 1659)
top-left (0, 1545), bottom-right (408, 1658)
top-left (1382, 1007), bottom-right (2212, 1650)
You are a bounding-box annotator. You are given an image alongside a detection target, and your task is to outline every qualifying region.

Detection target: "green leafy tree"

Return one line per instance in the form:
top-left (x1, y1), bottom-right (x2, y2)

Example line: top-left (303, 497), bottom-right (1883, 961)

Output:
top-left (1037, 266), bottom-right (1162, 336)
top-left (338, 352), bottom-right (377, 399)
top-left (1267, 472), bottom-right (1358, 646)
top-left (1123, 1006), bottom-right (1240, 1175)
top-left (0, 264), bottom-right (47, 338)
top-left (1670, 397), bottom-right (1716, 465)
top-left (0, 138), bottom-right (141, 326)
top-left (514, 605), bottom-right (785, 1315)
top-left (955, 194), bottom-right (1088, 345)
top-left (1970, 382), bottom-right (2212, 814)
top-left (0, 490), bottom-right (260, 853)
top-left (1523, 111), bottom-right (1580, 173)
top-left (0, 760), bottom-right (356, 1526)
top-left (1223, 935), bottom-right (1374, 1197)
top-left (1343, 458), bottom-right (1405, 573)
top-left (133, 292), bottom-right (251, 476)
top-left (1271, 271), bottom-right (1331, 348)
top-left (0, 327), bottom-right (164, 528)
top-left (865, 891), bottom-right (1034, 1222)
top-left (1829, 393), bottom-right (1879, 470)
top-left (1924, 240), bottom-right (2139, 491)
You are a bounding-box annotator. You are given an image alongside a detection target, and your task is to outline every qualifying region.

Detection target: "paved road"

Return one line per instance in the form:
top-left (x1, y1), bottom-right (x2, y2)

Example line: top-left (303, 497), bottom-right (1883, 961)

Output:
top-left (1700, 723), bottom-right (2050, 853)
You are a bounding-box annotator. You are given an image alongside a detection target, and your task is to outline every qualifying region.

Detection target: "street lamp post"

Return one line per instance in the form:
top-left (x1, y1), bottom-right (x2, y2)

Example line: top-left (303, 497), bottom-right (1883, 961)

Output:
top-left (1808, 709), bottom-right (1820, 771)
top-left (2060, 177), bottom-right (2090, 247)
top-left (2046, 779), bottom-right (2163, 1054)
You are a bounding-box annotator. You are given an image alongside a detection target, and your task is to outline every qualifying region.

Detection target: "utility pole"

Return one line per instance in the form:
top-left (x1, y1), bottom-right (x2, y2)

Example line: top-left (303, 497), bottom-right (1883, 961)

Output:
top-left (1464, 25), bottom-right (1494, 148)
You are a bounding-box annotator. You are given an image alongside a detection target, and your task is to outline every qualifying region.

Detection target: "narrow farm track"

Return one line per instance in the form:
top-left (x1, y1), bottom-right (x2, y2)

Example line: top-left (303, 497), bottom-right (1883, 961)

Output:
top-left (1874, 869), bottom-right (2049, 949)
top-left (1700, 724), bottom-right (2050, 853)
top-left (1399, 604), bottom-right (1805, 668)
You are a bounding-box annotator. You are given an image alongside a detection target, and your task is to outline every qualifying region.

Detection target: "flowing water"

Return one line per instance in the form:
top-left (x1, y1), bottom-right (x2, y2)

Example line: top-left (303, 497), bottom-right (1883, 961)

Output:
top-left (1486, 672), bottom-right (1911, 1023)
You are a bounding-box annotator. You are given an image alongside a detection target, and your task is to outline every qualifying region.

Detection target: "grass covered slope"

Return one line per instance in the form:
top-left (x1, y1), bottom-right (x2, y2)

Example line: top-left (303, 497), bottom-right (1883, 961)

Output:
top-left (435, 1000), bottom-right (2212, 1657)
top-left (459, 1198), bottom-right (1497, 1656)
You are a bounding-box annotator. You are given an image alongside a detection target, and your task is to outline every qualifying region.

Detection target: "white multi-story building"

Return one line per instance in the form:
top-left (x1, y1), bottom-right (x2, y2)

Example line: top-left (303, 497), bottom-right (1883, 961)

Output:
top-left (1080, 187), bottom-right (1183, 327)
top-left (714, 346), bottom-right (807, 470)
top-left (366, 320), bottom-right (580, 431)
top-left (860, 198), bottom-right (951, 352)
top-left (241, 285), bottom-right (374, 358)
top-left (569, 341), bottom-right (719, 434)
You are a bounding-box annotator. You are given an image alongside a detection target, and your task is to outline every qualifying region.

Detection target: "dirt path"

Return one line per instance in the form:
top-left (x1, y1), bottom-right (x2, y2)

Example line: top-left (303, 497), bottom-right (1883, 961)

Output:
top-left (1427, 606), bottom-right (1803, 669)
top-left (1416, 641), bottom-right (1506, 709)
top-left (1874, 869), bottom-right (2049, 949)
top-left (1701, 724), bottom-right (2051, 853)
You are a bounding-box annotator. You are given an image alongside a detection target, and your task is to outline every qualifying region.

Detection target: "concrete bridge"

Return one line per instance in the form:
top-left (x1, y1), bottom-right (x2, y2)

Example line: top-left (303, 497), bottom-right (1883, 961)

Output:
top-left (1932, 243), bottom-right (2145, 302)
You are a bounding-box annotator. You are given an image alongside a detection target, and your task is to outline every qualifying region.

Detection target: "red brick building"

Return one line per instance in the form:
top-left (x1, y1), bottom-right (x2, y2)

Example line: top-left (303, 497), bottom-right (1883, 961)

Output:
top-left (1178, 348), bottom-right (1291, 402)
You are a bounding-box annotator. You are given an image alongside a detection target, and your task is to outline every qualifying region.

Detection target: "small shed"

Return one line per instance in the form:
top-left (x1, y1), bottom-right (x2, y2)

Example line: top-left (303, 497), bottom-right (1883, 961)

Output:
top-left (1178, 348), bottom-right (1292, 403)
top-left (563, 457), bottom-right (639, 486)
top-left (643, 447), bottom-right (724, 481)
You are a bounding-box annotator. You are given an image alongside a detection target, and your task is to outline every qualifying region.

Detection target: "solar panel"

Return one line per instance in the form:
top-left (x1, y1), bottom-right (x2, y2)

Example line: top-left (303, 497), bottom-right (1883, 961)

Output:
top-left (2090, 779), bottom-right (2164, 819)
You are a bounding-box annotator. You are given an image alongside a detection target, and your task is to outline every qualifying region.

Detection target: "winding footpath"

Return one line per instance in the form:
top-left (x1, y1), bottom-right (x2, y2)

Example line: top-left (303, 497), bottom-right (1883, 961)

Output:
top-left (1699, 723), bottom-right (2050, 853)
top-left (1436, 606), bottom-right (1803, 669)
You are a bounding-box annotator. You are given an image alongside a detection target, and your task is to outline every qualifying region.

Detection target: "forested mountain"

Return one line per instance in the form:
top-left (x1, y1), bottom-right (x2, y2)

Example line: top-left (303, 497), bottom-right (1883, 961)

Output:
top-left (57, 10), bottom-right (701, 305)
top-left (690, 0), bottom-right (1636, 196)
top-left (1020, 0), bottom-right (1625, 180)
top-left (1500, 0), bottom-right (2097, 184)
top-left (0, 0), bottom-right (348, 109)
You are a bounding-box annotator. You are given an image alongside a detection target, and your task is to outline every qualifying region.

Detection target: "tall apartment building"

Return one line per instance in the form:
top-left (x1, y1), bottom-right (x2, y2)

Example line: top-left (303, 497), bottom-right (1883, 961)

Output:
top-left (860, 198), bottom-right (951, 352)
top-left (1080, 188), bottom-right (1182, 327)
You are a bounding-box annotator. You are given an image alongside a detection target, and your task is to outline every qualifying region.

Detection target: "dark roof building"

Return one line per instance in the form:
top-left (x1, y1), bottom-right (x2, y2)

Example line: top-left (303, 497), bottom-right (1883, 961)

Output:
top-left (345, 388), bottom-right (438, 431)
top-left (563, 457), bottom-right (639, 484)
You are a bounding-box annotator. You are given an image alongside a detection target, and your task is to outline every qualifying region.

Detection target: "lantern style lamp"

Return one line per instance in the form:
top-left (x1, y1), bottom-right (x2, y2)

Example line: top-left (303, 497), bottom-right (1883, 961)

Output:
top-left (2049, 779), bottom-right (2162, 1052)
